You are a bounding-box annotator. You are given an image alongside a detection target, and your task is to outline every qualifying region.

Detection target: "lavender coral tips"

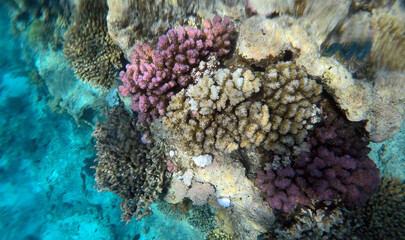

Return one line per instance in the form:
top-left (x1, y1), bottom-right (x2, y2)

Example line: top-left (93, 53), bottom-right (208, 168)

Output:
top-left (119, 16), bottom-right (234, 123)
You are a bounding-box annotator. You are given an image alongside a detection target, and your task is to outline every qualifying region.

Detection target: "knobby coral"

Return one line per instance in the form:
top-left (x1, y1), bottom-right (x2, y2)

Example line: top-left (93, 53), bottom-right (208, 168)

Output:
top-left (119, 16), bottom-right (234, 123)
top-left (354, 177), bottom-right (405, 240)
top-left (64, 0), bottom-right (122, 88)
top-left (164, 61), bottom-right (322, 155)
top-left (255, 102), bottom-right (380, 212)
top-left (264, 207), bottom-right (355, 240)
top-left (92, 102), bottom-right (169, 222)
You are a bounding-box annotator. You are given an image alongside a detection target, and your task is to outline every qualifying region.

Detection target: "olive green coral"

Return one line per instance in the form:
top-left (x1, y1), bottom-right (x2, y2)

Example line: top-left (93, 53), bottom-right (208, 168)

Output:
top-left (354, 177), bottom-right (405, 240)
top-left (163, 61), bottom-right (322, 155)
top-left (64, 0), bottom-right (122, 88)
top-left (92, 102), bottom-right (169, 222)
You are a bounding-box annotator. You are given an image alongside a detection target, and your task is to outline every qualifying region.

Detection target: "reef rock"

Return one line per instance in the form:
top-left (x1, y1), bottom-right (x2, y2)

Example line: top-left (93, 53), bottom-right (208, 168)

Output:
top-left (106, 0), bottom-right (246, 58)
top-left (236, 8), bottom-right (405, 142)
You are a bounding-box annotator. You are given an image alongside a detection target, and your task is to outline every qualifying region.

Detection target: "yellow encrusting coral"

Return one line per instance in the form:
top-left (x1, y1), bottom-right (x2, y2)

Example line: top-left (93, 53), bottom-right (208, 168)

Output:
top-left (64, 0), bottom-right (122, 88)
top-left (163, 61), bottom-right (322, 155)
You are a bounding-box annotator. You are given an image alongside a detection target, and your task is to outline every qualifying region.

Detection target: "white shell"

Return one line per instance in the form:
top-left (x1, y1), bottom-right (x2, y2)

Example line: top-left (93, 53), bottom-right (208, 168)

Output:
top-left (218, 197), bottom-right (231, 208)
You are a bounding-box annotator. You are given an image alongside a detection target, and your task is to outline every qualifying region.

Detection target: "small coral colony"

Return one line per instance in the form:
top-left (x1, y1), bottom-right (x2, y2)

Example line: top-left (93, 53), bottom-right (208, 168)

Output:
top-left (60, 0), bottom-right (405, 239)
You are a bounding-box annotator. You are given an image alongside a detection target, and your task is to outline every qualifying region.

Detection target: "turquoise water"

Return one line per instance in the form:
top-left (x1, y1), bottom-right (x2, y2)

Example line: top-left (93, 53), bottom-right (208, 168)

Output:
top-left (0, 3), bottom-right (203, 240)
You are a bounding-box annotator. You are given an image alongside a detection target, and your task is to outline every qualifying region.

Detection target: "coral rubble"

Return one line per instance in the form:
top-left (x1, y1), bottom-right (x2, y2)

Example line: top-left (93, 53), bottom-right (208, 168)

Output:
top-left (92, 102), bottom-right (169, 222)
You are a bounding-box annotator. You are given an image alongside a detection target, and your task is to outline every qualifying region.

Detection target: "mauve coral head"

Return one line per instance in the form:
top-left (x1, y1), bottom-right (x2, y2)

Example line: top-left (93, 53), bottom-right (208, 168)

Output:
top-left (255, 167), bottom-right (308, 212)
top-left (294, 106), bottom-right (380, 209)
top-left (119, 16), bottom-right (234, 123)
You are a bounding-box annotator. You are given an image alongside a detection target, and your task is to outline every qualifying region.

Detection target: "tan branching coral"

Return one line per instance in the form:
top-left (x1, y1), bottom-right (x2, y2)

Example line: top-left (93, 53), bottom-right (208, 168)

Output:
top-left (354, 177), bottom-right (405, 240)
top-left (64, 0), bottom-right (122, 88)
top-left (92, 102), bottom-right (169, 222)
top-left (260, 62), bottom-right (322, 153)
top-left (164, 61), bottom-right (322, 155)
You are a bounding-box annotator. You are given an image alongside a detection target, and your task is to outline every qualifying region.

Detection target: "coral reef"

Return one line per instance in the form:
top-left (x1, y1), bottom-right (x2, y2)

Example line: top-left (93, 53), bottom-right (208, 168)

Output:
top-left (119, 15), bottom-right (234, 123)
top-left (92, 102), bottom-right (169, 222)
top-left (354, 177), bottom-right (405, 240)
top-left (316, 3), bottom-right (405, 142)
top-left (64, 0), bottom-right (122, 88)
top-left (236, 5), bottom-right (405, 142)
top-left (187, 204), bottom-right (217, 233)
top-left (262, 207), bottom-right (355, 240)
top-left (106, 0), bottom-right (246, 58)
top-left (164, 61), bottom-right (322, 155)
top-left (256, 101), bottom-right (380, 212)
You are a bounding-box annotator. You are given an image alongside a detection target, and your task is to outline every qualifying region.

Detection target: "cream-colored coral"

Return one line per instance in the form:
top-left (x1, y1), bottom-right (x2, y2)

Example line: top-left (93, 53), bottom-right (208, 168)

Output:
top-left (187, 68), bottom-right (261, 114)
top-left (260, 62), bottom-right (322, 153)
top-left (164, 62), bottom-right (322, 155)
top-left (370, 13), bottom-right (405, 71)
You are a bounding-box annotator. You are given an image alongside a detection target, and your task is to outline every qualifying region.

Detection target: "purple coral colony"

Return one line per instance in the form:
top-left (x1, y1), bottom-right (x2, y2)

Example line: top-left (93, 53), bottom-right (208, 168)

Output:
top-left (255, 106), bottom-right (380, 212)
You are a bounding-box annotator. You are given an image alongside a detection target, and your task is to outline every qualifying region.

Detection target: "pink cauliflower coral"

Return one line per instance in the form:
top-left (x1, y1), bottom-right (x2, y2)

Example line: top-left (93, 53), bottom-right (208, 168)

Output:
top-left (119, 16), bottom-right (234, 123)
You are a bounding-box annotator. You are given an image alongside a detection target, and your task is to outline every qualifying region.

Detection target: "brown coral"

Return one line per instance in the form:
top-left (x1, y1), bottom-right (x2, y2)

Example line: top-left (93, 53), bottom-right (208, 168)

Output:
top-left (163, 61), bottom-right (322, 155)
top-left (92, 102), bottom-right (169, 222)
top-left (260, 205), bottom-right (355, 240)
top-left (370, 13), bottom-right (405, 71)
top-left (64, 0), bottom-right (122, 88)
top-left (354, 177), bottom-right (405, 240)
